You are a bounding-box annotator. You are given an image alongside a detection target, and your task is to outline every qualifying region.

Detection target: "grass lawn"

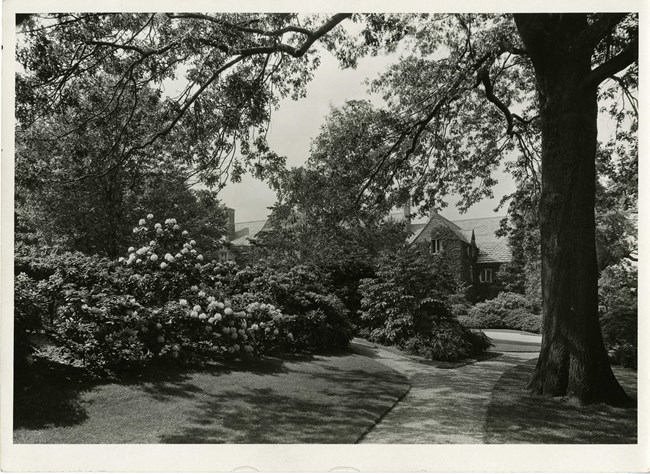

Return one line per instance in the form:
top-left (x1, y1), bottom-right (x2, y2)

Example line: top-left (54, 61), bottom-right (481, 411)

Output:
top-left (14, 352), bottom-right (410, 444)
top-left (485, 359), bottom-right (637, 443)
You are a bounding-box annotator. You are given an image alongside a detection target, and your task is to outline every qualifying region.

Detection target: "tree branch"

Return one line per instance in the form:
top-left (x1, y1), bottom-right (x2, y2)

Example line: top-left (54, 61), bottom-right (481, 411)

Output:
top-left (583, 37), bottom-right (638, 89)
top-left (578, 13), bottom-right (629, 50)
top-left (479, 68), bottom-right (515, 135)
top-left (235, 13), bottom-right (351, 57)
top-left (169, 13), bottom-right (314, 37)
top-left (85, 39), bottom-right (178, 57)
top-left (66, 55), bottom-right (245, 183)
top-left (62, 14), bottom-right (351, 182)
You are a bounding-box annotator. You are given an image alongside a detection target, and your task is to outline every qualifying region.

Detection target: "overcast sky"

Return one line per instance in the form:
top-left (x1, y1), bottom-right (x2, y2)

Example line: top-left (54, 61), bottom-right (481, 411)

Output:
top-left (217, 48), bottom-right (518, 224)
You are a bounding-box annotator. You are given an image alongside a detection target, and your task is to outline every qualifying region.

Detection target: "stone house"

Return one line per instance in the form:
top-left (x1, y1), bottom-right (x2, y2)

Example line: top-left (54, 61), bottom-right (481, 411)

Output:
top-left (224, 207), bottom-right (512, 299)
top-left (392, 207), bottom-right (512, 299)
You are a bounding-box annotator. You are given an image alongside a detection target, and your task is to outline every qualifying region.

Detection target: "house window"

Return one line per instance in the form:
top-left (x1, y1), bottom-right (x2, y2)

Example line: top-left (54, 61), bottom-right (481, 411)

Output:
top-left (479, 268), bottom-right (493, 283)
top-left (218, 249), bottom-right (231, 262)
top-left (430, 239), bottom-right (442, 254)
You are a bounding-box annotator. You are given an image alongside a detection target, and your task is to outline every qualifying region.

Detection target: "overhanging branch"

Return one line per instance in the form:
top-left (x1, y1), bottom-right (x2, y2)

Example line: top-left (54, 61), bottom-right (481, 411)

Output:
top-left (583, 37), bottom-right (638, 89)
top-left (66, 13), bottom-right (352, 182)
top-left (479, 68), bottom-right (514, 135)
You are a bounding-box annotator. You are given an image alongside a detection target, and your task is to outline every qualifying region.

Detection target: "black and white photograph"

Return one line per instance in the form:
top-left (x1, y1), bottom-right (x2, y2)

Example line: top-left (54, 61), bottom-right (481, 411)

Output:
top-left (1, 1), bottom-right (647, 472)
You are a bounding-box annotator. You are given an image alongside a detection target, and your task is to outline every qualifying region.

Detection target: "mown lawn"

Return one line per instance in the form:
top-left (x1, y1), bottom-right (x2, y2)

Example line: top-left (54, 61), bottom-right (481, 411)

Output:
top-left (14, 352), bottom-right (410, 444)
top-left (485, 359), bottom-right (637, 443)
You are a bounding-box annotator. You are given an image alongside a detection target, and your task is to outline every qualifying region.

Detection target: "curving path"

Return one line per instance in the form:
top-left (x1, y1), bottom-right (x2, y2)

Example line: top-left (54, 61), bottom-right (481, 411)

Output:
top-left (351, 334), bottom-right (540, 444)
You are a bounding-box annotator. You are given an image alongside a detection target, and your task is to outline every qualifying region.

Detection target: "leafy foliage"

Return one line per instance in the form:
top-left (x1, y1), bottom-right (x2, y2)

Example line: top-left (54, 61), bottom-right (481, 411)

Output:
top-left (253, 101), bottom-right (411, 319)
top-left (16, 215), bottom-right (351, 375)
top-left (229, 262), bottom-right (353, 351)
top-left (599, 261), bottom-right (637, 368)
top-left (16, 13), bottom-right (350, 188)
top-left (458, 292), bottom-right (542, 334)
top-left (14, 273), bottom-right (44, 368)
top-left (359, 244), bottom-right (490, 360)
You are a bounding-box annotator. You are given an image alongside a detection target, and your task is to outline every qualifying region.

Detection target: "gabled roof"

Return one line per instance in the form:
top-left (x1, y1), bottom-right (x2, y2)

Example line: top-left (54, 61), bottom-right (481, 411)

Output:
top-left (412, 212), bottom-right (471, 245)
top-left (230, 219), bottom-right (268, 246)
top-left (453, 216), bottom-right (512, 264)
top-left (406, 223), bottom-right (427, 244)
top-left (409, 213), bottom-right (510, 264)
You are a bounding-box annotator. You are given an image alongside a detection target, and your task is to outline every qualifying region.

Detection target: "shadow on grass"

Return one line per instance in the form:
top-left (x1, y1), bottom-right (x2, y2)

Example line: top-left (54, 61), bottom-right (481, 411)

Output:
top-left (158, 359), bottom-right (410, 444)
top-left (484, 359), bottom-right (637, 444)
top-left (14, 347), bottom-right (370, 435)
top-left (14, 358), bottom-right (95, 429)
top-left (14, 353), bottom-right (299, 430)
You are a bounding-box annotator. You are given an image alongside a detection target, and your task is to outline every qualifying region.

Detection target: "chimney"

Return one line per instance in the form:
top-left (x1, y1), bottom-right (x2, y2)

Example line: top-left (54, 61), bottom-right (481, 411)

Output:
top-left (403, 202), bottom-right (411, 222)
top-left (403, 202), bottom-right (412, 232)
top-left (226, 207), bottom-right (235, 241)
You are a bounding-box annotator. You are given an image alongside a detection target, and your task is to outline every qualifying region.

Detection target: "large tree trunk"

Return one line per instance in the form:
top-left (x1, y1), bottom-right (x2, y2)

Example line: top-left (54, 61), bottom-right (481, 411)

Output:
top-left (514, 14), bottom-right (631, 405)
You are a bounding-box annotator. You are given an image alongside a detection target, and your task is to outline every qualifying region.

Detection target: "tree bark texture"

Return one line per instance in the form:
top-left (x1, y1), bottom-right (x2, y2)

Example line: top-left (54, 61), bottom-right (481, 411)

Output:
top-left (514, 14), bottom-right (630, 405)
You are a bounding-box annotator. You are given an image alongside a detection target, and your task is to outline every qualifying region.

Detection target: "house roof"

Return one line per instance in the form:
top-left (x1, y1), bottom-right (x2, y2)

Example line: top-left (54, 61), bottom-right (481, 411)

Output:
top-left (387, 211), bottom-right (441, 244)
top-left (453, 216), bottom-right (512, 264)
top-left (230, 219), bottom-right (268, 246)
top-left (411, 212), bottom-right (471, 245)
top-left (230, 210), bottom-right (512, 264)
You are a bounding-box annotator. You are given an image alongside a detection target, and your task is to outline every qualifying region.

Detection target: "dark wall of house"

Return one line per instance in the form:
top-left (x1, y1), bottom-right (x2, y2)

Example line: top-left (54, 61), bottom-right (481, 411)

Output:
top-left (415, 224), bottom-right (470, 286)
top-left (472, 263), bottom-right (504, 300)
top-left (414, 215), bottom-right (510, 301)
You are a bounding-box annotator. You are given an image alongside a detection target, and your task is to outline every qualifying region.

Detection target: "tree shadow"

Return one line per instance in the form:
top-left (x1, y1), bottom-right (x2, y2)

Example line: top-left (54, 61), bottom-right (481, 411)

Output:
top-left (484, 359), bottom-right (637, 443)
top-left (158, 359), bottom-right (410, 444)
top-left (14, 358), bottom-right (94, 429)
top-left (13, 348), bottom-right (366, 434)
top-left (13, 355), bottom-right (286, 430)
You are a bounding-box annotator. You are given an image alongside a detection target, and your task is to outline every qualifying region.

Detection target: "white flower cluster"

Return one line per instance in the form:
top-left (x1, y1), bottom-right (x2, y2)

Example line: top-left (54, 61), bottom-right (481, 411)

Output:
top-left (173, 287), bottom-right (292, 355)
top-left (121, 216), bottom-right (204, 270)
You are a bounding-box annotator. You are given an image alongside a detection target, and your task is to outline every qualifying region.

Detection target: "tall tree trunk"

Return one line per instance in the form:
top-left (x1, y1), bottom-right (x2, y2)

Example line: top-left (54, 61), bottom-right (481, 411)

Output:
top-left (514, 14), bottom-right (631, 405)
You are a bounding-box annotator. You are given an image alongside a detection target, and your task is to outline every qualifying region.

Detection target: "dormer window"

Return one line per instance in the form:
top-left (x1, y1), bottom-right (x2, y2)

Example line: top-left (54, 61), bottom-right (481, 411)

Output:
top-left (430, 239), bottom-right (442, 254)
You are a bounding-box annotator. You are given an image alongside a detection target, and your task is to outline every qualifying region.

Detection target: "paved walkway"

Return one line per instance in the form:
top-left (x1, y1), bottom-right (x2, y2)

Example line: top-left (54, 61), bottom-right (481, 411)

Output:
top-left (351, 337), bottom-right (539, 443)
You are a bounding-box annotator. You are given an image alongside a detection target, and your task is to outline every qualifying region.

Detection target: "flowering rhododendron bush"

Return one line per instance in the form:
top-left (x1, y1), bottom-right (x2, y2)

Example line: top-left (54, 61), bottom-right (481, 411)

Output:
top-left (121, 215), bottom-right (215, 305)
top-left (228, 262), bottom-right (353, 351)
top-left (15, 215), bottom-right (352, 374)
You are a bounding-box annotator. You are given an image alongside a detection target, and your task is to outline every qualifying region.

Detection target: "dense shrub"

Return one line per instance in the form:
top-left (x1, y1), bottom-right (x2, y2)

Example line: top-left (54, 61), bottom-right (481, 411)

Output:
top-left (14, 273), bottom-right (44, 368)
top-left (359, 245), bottom-right (491, 360)
top-left (599, 261), bottom-right (637, 368)
top-left (16, 214), bottom-right (352, 375)
top-left (230, 262), bottom-right (353, 351)
top-left (460, 292), bottom-right (542, 334)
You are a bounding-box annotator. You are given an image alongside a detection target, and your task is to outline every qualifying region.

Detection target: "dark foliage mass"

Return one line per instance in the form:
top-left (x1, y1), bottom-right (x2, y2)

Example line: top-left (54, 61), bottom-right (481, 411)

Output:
top-left (599, 262), bottom-right (637, 368)
top-left (359, 244), bottom-right (491, 361)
